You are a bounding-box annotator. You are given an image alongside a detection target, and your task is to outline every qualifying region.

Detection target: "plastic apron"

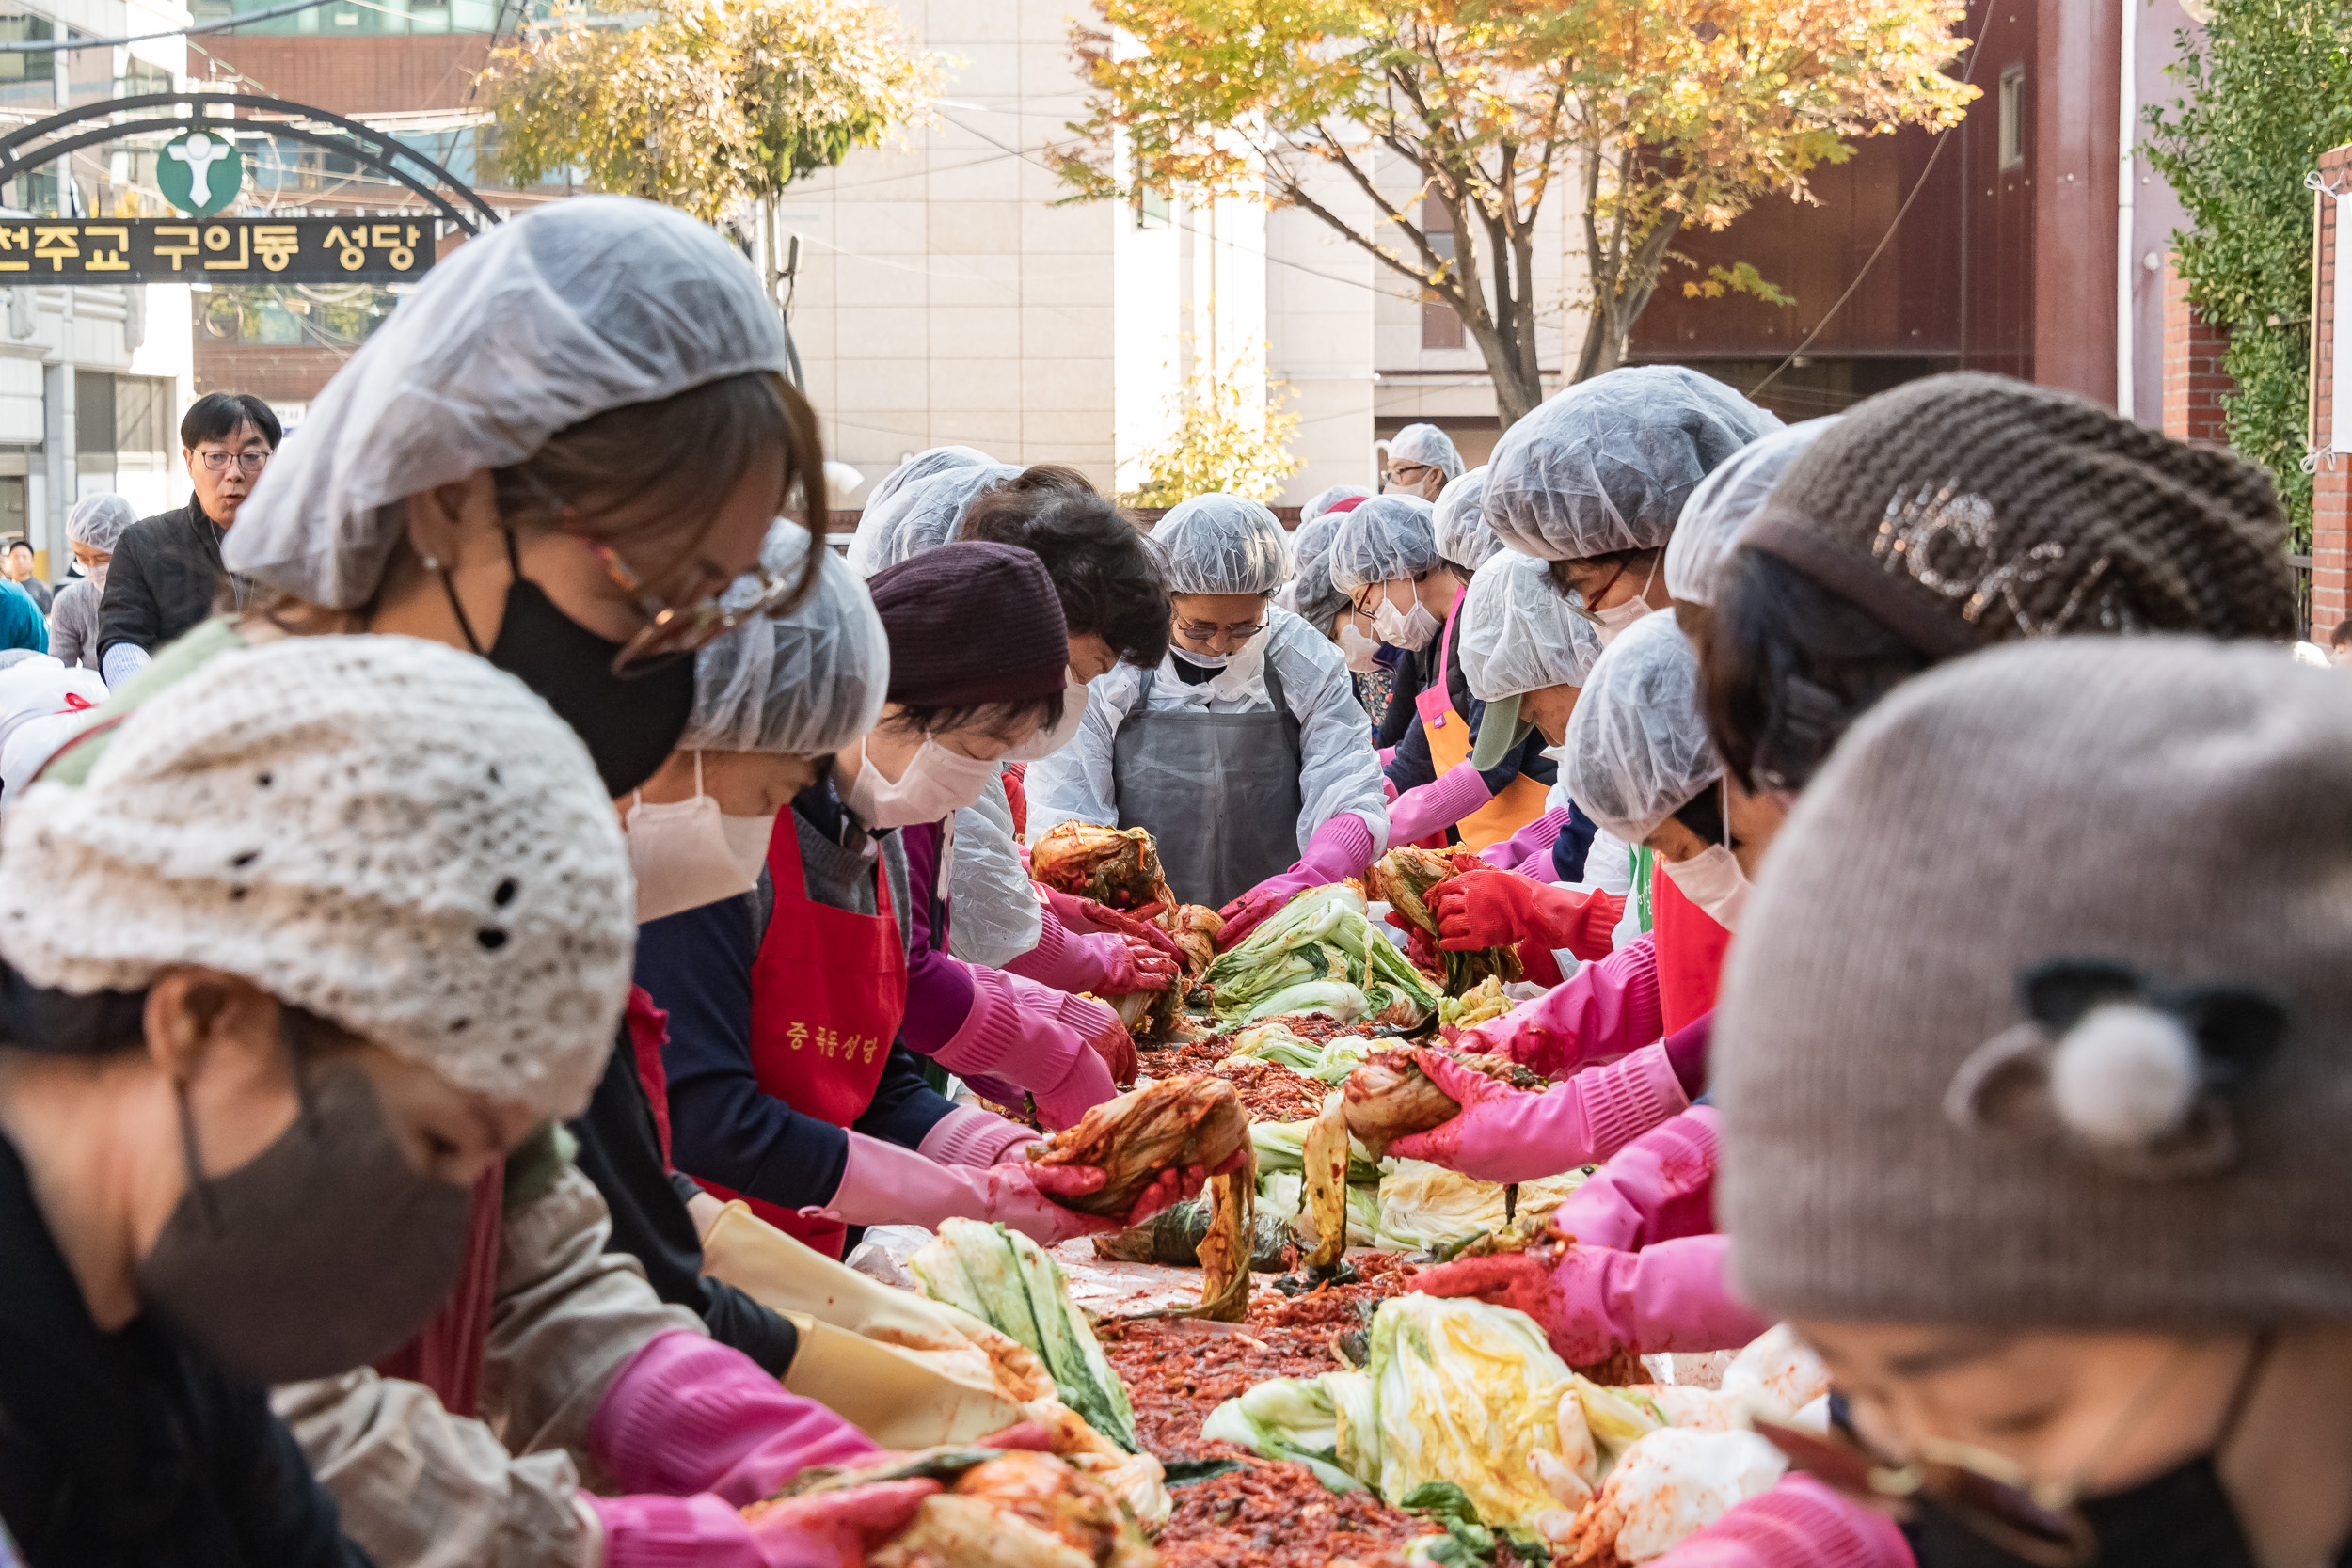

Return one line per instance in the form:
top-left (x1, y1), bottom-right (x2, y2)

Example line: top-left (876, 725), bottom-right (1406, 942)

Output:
top-left (1111, 657), bottom-right (1304, 910)
top-left (693, 817), bottom-right (907, 1259)
top-left (1416, 591), bottom-right (1552, 853)
top-left (1650, 859), bottom-right (1733, 1037)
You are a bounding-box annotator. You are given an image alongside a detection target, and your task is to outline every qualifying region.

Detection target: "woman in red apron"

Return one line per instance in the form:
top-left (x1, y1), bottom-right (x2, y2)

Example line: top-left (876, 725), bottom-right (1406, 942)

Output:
top-left (644, 543), bottom-right (1195, 1258)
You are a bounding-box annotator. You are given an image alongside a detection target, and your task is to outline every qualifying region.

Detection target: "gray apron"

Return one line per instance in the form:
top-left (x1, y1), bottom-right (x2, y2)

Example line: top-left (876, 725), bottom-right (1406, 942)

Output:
top-left (1112, 657), bottom-right (1305, 910)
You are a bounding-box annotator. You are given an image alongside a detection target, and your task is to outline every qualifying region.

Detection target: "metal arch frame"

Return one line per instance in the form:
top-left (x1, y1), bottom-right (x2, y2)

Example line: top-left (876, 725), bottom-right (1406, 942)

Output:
top-left (0, 92), bottom-right (501, 232)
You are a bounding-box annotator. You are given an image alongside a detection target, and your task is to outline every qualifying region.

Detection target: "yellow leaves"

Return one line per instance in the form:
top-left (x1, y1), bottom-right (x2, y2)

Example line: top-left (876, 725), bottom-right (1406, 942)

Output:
top-left (1120, 342), bottom-right (1301, 508)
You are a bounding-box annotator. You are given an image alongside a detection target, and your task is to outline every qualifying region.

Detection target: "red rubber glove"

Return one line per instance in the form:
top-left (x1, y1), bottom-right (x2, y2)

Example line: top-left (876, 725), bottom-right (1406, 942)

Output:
top-left (1381, 910), bottom-right (1444, 975)
top-left (1099, 931), bottom-right (1180, 992)
top-left (1432, 869), bottom-right (1622, 963)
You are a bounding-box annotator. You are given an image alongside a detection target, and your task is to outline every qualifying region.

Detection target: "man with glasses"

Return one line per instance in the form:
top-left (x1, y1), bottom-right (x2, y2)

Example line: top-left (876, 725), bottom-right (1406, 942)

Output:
top-left (1379, 421), bottom-right (1466, 501)
top-left (97, 391), bottom-right (279, 686)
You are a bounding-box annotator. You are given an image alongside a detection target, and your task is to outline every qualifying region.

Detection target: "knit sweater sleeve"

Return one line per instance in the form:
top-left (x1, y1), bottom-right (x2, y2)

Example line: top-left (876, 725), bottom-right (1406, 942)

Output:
top-left (898, 820), bottom-right (979, 1056)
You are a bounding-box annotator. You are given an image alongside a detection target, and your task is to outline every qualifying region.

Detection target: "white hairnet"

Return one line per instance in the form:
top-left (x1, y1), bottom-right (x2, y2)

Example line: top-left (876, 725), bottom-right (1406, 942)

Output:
top-left (680, 521), bottom-right (888, 755)
top-left (1327, 494), bottom-right (1438, 595)
top-left (1386, 423), bottom-right (1465, 483)
top-left (1433, 467), bottom-right (1501, 571)
top-left (1286, 513), bottom-right (1352, 634)
top-left (1664, 418), bottom-right (1838, 607)
top-left (1459, 550), bottom-right (1604, 701)
top-left (224, 196), bottom-right (791, 609)
top-left (1484, 367), bottom-right (1781, 563)
top-left (847, 460), bottom-right (1018, 578)
top-left (67, 494), bottom-right (138, 554)
top-left (1562, 609), bottom-right (1721, 844)
top-left (867, 446), bottom-right (991, 515)
top-left (1151, 494), bottom-right (1289, 596)
top-left (1301, 483), bottom-right (1371, 523)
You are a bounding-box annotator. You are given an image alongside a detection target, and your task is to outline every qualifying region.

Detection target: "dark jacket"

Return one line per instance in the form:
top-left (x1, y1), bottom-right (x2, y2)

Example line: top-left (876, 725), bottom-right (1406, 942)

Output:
top-left (99, 496), bottom-right (238, 661)
top-left (10, 574), bottom-right (48, 614)
top-left (0, 1132), bottom-right (373, 1568)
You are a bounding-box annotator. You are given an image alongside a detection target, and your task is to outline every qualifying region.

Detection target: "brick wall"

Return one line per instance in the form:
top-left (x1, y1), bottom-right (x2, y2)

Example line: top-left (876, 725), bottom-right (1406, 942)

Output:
top-left (197, 344), bottom-right (353, 404)
top-left (2161, 256), bottom-right (2233, 447)
top-left (203, 34), bottom-right (496, 117)
top-left (2316, 147), bottom-right (2352, 641)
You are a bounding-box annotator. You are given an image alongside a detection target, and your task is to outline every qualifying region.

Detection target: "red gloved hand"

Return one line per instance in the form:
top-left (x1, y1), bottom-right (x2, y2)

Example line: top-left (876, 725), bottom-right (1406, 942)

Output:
top-left (1432, 869), bottom-right (1578, 951)
top-left (1411, 1250), bottom-right (1567, 1323)
top-left (1083, 1014), bottom-right (1139, 1086)
top-left (1382, 910), bottom-right (1443, 975)
top-left (1120, 1147), bottom-right (1251, 1225)
top-left (1100, 932), bottom-right (1180, 992)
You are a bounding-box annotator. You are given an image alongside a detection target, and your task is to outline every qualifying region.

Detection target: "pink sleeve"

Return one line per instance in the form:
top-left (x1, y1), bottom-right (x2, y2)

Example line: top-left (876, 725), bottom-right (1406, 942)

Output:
top-left (1480, 805), bottom-right (1570, 870)
top-left (1002, 904), bottom-right (1116, 993)
top-left (590, 1330), bottom-right (877, 1506)
top-left (1455, 934), bottom-right (1661, 1078)
top-left (1654, 1475), bottom-right (1915, 1568)
top-left (1581, 1234), bottom-right (1772, 1358)
top-left (925, 964), bottom-right (1089, 1102)
top-left (1552, 1106), bottom-right (1722, 1252)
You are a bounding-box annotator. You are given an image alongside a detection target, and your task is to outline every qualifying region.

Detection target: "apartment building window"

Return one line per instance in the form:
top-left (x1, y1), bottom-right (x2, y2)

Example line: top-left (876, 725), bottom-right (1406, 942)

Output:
top-left (0, 17), bottom-right (51, 84)
top-left (1998, 67), bottom-right (2026, 171)
top-left (1420, 194), bottom-right (1464, 350)
top-left (1133, 150), bottom-right (1168, 230)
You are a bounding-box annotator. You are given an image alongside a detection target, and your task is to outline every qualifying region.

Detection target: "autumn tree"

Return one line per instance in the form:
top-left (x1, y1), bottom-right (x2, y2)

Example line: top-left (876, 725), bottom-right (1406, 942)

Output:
top-left (1059, 1), bottom-right (1975, 426)
top-left (1123, 341), bottom-right (1302, 507)
top-left (485, 0), bottom-right (944, 226)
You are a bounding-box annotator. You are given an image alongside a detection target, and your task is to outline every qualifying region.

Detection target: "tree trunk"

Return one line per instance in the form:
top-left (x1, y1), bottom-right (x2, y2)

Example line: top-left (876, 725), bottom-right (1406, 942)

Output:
top-left (1467, 314), bottom-right (1545, 427)
top-left (1573, 213), bottom-right (1684, 383)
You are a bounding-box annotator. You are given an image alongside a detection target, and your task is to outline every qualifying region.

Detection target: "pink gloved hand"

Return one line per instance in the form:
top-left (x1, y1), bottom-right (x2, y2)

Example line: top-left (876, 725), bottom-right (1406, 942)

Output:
top-left (1097, 931), bottom-right (1179, 993)
top-left (1480, 806), bottom-right (1571, 871)
top-left (1038, 888), bottom-right (1186, 966)
top-left (1029, 1022), bottom-right (1120, 1130)
top-left (1219, 814), bottom-right (1378, 947)
top-left (1034, 1146), bottom-right (1247, 1226)
top-left (1551, 1107), bottom-right (1723, 1253)
top-left (588, 1480), bottom-right (940, 1568)
top-left (816, 1131), bottom-right (1121, 1244)
top-left (1410, 1234), bottom-right (1768, 1365)
top-left (590, 1330), bottom-right (878, 1507)
top-left (917, 1104), bottom-right (1044, 1168)
top-left (1652, 1475), bottom-right (1917, 1568)
top-left (927, 966), bottom-right (1116, 1126)
top-left (1446, 934), bottom-right (1661, 1078)
top-left (1005, 905), bottom-right (1176, 995)
top-left (1382, 775), bottom-right (1400, 804)
top-left (1384, 761), bottom-right (1495, 847)
top-left (1385, 1042), bottom-right (1689, 1182)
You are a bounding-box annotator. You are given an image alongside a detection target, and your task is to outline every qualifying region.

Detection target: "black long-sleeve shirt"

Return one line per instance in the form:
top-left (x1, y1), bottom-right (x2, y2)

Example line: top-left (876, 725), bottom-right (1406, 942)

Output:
top-left (0, 1132), bottom-right (373, 1568)
top-left (98, 497), bottom-right (237, 661)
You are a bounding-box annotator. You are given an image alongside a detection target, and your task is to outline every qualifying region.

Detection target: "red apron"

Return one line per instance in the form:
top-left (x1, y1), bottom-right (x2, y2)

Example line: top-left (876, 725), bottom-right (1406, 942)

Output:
top-left (693, 816), bottom-right (907, 1259)
top-left (1413, 589), bottom-right (1551, 852)
top-left (1650, 859), bottom-right (1733, 1037)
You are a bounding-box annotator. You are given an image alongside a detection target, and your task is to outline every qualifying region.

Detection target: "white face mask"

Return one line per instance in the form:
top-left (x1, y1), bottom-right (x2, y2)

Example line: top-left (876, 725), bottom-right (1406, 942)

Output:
top-left (83, 561), bottom-right (107, 594)
top-left (625, 753), bottom-right (764, 923)
top-left (1581, 555), bottom-right (1661, 647)
top-left (1003, 670), bottom-right (1088, 761)
top-left (844, 733), bottom-right (1000, 829)
top-left (1659, 842), bottom-right (1751, 932)
top-left (1173, 645), bottom-right (1232, 669)
top-left (1371, 587), bottom-right (1441, 652)
top-left (1336, 619), bottom-right (1385, 673)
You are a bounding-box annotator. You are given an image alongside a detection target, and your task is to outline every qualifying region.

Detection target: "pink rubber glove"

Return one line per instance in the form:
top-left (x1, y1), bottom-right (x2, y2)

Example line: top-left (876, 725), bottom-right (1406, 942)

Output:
top-left (1382, 775), bottom-right (1400, 804)
top-left (1385, 1043), bottom-right (1689, 1182)
top-left (1004, 906), bottom-right (1176, 994)
top-left (1377, 745), bottom-right (1397, 767)
top-left (917, 1103), bottom-right (1044, 1167)
top-left (1654, 1475), bottom-right (1916, 1568)
top-left (591, 1330), bottom-right (878, 1506)
top-left (587, 1480), bottom-right (939, 1568)
top-left (1411, 1234), bottom-right (1768, 1365)
top-left (810, 1131), bottom-right (1121, 1244)
top-left (1036, 887), bottom-right (1186, 965)
top-left (926, 965), bottom-right (1114, 1125)
top-left (1217, 813), bottom-right (1377, 947)
top-left (1551, 1107), bottom-right (1722, 1253)
top-left (1018, 983), bottom-right (1133, 1101)
top-left (1384, 760), bottom-right (1496, 847)
top-left (1447, 934), bottom-right (1661, 1078)
top-left (1480, 806), bottom-right (1570, 871)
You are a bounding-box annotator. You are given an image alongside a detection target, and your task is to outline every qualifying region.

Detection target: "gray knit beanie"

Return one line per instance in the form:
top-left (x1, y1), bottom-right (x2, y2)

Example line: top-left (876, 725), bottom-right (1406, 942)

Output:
top-left (1741, 372), bottom-right (2294, 656)
top-left (1717, 636), bottom-right (2352, 1331)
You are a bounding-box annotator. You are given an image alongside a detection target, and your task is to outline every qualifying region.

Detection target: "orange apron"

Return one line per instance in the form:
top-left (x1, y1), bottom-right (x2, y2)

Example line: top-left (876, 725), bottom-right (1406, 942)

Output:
top-left (1415, 588), bottom-right (1552, 852)
top-left (692, 817), bottom-right (907, 1259)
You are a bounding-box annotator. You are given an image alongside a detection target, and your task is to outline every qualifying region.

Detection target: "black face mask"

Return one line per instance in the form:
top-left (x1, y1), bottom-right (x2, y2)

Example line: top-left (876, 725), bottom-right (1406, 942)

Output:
top-left (441, 535), bottom-right (696, 797)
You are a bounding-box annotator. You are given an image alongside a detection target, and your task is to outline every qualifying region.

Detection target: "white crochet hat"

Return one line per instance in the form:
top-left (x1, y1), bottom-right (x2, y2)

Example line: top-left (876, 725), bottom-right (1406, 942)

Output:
top-left (0, 634), bottom-right (635, 1118)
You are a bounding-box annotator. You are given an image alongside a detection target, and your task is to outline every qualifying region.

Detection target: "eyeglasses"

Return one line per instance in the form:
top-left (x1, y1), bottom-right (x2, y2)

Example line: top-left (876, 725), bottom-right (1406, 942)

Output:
top-left (1754, 1418), bottom-right (2097, 1568)
top-left (198, 449), bottom-right (271, 474)
top-left (582, 536), bottom-right (807, 676)
top-left (1559, 559), bottom-right (1629, 626)
top-left (1173, 617), bottom-right (1268, 643)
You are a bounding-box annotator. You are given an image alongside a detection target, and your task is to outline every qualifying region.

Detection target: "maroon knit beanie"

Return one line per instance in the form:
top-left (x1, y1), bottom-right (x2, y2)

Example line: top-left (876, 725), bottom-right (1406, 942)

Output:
top-left (866, 540), bottom-right (1070, 706)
